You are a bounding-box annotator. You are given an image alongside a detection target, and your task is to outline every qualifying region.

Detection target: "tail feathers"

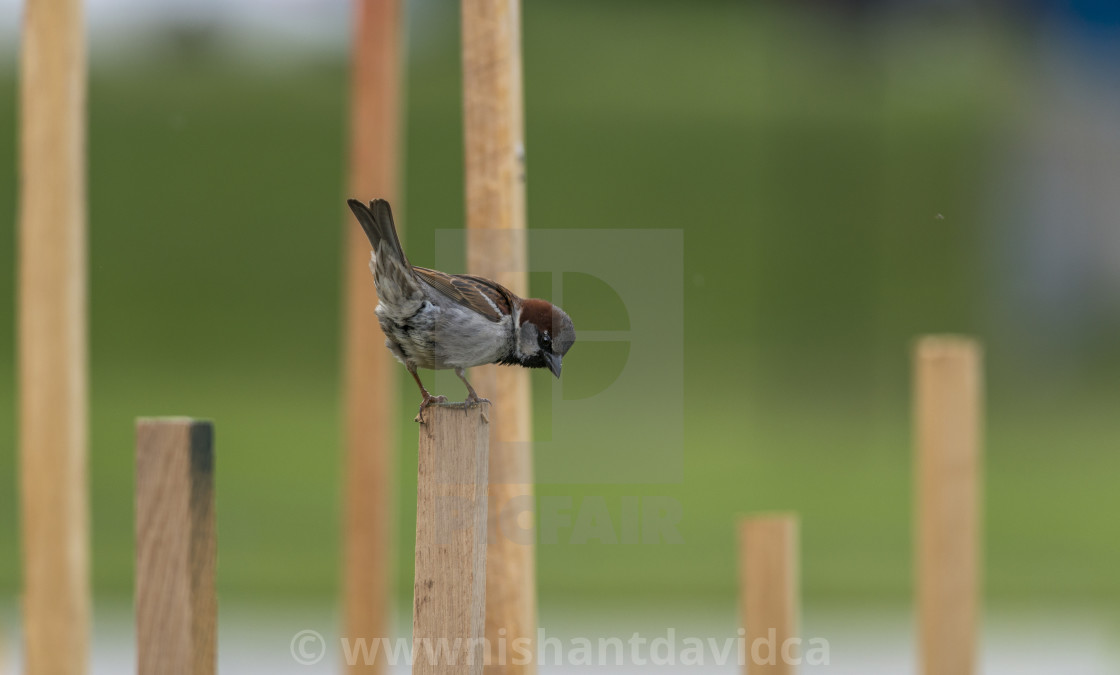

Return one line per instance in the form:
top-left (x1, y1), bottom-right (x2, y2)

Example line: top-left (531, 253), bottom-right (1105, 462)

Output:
top-left (347, 198), bottom-right (409, 267)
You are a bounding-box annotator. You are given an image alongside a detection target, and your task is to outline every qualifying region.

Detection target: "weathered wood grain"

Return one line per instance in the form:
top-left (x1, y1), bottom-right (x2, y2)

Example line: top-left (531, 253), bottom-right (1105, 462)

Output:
top-left (413, 403), bottom-right (491, 675)
top-left (136, 419), bottom-right (216, 675)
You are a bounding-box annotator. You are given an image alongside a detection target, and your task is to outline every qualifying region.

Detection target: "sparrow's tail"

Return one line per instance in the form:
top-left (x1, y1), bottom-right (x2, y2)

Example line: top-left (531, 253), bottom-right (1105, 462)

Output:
top-left (347, 198), bottom-right (409, 267)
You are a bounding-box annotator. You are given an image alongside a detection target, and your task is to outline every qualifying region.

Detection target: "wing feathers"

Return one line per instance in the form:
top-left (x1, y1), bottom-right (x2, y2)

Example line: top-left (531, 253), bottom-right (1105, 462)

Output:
top-left (414, 267), bottom-right (514, 322)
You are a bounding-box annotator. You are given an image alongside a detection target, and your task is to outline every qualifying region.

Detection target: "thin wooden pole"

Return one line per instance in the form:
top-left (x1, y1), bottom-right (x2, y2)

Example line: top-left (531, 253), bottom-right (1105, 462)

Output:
top-left (18, 0), bottom-right (89, 672)
top-left (412, 404), bottom-right (491, 675)
top-left (738, 514), bottom-right (799, 675)
top-left (135, 419), bottom-right (216, 675)
top-left (914, 336), bottom-right (982, 675)
top-left (461, 2), bottom-right (535, 673)
top-left (343, 1), bottom-right (402, 672)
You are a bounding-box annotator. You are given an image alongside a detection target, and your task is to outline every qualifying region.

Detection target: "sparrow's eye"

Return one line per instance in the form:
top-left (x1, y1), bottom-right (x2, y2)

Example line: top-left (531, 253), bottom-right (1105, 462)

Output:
top-left (540, 331), bottom-right (551, 348)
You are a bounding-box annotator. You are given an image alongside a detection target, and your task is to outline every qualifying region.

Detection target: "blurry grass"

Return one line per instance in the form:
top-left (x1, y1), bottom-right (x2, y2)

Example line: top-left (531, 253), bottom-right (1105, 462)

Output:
top-left (1, 2), bottom-right (1119, 610)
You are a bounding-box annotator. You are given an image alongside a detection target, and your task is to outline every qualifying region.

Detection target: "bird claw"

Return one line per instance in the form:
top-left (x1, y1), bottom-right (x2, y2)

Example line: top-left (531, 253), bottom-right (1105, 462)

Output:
top-left (414, 394), bottom-right (448, 424)
top-left (464, 393), bottom-right (490, 406)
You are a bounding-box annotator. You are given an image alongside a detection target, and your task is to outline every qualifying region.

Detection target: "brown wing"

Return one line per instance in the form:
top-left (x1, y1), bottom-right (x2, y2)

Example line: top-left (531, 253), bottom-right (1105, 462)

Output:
top-left (413, 267), bottom-right (514, 322)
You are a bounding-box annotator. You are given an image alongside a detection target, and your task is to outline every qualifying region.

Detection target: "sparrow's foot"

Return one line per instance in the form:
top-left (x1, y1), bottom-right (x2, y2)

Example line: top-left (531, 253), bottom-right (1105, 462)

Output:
top-left (414, 394), bottom-right (448, 424)
top-left (453, 367), bottom-right (489, 408)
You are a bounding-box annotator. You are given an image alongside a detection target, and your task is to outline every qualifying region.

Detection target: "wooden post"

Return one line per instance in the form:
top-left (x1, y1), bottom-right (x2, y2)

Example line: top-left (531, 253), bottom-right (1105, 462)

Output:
top-left (135, 419), bottom-right (217, 675)
top-left (343, 1), bottom-right (402, 672)
top-left (461, 2), bottom-right (535, 673)
top-left (914, 336), bottom-right (982, 675)
top-left (412, 404), bottom-right (491, 675)
top-left (738, 514), bottom-right (799, 675)
top-left (18, 0), bottom-right (89, 672)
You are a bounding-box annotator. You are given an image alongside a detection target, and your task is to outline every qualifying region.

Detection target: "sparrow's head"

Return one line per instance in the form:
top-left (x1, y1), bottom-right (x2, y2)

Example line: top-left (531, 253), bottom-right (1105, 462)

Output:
top-left (516, 299), bottom-right (576, 378)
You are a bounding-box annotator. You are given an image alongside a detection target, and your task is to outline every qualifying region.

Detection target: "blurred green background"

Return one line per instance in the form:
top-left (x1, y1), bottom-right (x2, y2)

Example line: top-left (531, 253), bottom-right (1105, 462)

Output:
top-left (2, 0), bottom-right (1119, 614)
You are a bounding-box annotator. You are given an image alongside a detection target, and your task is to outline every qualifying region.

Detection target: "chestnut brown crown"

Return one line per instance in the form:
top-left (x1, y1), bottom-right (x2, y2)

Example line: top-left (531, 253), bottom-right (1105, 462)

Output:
top-left (515, 298), bottom-right (575, 377)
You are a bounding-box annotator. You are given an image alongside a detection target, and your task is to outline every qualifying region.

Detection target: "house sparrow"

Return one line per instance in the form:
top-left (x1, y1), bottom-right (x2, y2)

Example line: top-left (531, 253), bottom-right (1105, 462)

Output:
top-left (347, 198), bottom-right (576, 419)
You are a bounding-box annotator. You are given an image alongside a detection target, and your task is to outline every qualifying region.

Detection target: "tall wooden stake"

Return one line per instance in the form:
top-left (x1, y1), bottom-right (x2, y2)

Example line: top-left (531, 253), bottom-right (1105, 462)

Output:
top-left (738, 515), bottom-right (799, 675)
top-left (18, 0), bottom-right (89, 672)
top-left (915, 336), bottom-right (982, 675)
top-left (412, 404), bottom-right (491, 675)
top-left (343, 1), bottom-right (402, 672)
top-left (461, 1), bottom-right (536, 673)
top-left (135, 419), bottom-right (217, 675)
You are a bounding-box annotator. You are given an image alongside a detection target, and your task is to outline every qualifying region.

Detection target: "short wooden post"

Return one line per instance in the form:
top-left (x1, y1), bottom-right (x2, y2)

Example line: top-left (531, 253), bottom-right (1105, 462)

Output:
top-left (914, 336), bottom-right (982, 675)
top-left (343, 1), bottom-right (403, 672)
top-left (738, 514), bottom-right (799, 675)
top-left (412, 404), bottom-right (490, 675)
top-left (18, 0), bottom-right (89, 672)
top-left (136, 418), bottom-right (217, 675)
top-left (461, 2), bottom-right (536, 673)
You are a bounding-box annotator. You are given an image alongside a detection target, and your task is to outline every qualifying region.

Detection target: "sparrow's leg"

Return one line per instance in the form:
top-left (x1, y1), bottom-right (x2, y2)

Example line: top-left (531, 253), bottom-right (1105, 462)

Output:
top-left (407, 364), bottom-right (446, 423)
top-left (454, 367), bottom-right (490, 405)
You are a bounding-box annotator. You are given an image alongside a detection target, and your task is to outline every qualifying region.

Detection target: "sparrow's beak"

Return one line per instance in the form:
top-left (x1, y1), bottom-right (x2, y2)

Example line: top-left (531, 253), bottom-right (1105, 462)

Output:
top-left (545, 352), bottom-right (562, 378)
